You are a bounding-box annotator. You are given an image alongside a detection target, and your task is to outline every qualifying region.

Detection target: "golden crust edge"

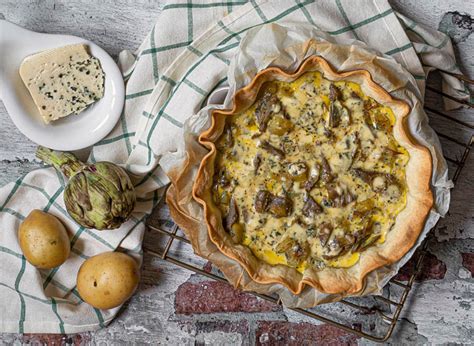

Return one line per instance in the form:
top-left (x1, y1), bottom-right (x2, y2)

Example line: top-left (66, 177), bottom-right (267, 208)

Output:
top-left (192, 56), bottom-right (434, 295)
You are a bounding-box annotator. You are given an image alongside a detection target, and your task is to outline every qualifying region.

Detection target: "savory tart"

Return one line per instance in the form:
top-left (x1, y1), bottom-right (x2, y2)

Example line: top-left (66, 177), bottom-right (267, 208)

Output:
top-left (193, 56), bottom-right (433, 295)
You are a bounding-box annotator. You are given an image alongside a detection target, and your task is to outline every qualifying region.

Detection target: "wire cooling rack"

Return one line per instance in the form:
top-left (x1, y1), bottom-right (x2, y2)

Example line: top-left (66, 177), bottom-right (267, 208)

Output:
top-left (144, 72), bottom-right (473, 342)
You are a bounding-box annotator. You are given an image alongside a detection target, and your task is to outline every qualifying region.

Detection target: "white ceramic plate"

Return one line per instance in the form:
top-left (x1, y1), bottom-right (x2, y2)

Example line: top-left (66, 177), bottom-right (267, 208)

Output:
top-left (0, 20), bottom-right (124, 151)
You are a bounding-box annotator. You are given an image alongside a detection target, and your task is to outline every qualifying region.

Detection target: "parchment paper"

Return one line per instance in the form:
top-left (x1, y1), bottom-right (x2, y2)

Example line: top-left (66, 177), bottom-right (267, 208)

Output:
top-left (162, 24), bottom-right (451, 307)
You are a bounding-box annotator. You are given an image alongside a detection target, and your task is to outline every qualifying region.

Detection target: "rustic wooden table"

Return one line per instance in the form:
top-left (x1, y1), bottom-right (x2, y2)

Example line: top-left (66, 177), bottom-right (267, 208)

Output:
top-left (0, 1), bottom-right (472, 344)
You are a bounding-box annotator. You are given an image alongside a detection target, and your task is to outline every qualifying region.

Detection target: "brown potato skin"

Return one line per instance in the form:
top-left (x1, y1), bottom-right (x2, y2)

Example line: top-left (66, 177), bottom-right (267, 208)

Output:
top-left (77, 252), bottom-right (140, 310)
top-left (18, 209), bottom-right (70, 269)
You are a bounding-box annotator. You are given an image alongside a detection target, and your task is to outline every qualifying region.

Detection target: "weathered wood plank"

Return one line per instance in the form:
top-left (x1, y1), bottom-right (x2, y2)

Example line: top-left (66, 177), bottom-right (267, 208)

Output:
top-left (391, 0), bottom-right (474, 78)
top-left (0, 102), bottom-right (38, 162)
top-left (0, 160), bottom-right (41, 187)
top-left (0, 0), bottom-right (163, 59)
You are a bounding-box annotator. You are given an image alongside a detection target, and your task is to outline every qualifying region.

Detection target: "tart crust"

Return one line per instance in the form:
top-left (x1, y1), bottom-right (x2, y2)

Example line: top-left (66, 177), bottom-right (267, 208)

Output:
top-left (193, 56), bottom-right (433, 295)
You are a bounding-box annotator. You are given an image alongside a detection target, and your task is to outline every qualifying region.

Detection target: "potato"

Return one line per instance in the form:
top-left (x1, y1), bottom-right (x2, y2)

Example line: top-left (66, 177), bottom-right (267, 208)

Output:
top-left (18, 209), bottom-right (70, 269)
top-left (77, 252), bottom-right (140, 309)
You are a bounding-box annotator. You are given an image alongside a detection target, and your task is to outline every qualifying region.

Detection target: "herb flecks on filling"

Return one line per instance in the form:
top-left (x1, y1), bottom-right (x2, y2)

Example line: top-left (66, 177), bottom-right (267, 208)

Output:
top-left (212, 71), bottom-right (409, 272)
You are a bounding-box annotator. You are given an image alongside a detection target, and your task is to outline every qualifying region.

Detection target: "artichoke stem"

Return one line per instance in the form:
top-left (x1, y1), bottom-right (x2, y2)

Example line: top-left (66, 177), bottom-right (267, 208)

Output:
top-left (36, 146), bottom-right (86, 178)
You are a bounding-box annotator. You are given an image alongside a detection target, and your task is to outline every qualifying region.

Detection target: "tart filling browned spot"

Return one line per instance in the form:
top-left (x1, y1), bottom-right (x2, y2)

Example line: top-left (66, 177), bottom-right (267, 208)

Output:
top-left (211, 71), bottom-right (409, 272)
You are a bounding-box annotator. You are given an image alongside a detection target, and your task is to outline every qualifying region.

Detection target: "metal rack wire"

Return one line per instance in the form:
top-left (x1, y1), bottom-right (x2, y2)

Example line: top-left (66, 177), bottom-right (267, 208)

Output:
top-left (144, 73), bottom-right (473, 342)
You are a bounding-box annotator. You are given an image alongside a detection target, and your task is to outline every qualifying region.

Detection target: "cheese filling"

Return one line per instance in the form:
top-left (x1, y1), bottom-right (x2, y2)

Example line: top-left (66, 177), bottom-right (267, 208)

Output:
top-left (212, 71), bottom-right (409, 272)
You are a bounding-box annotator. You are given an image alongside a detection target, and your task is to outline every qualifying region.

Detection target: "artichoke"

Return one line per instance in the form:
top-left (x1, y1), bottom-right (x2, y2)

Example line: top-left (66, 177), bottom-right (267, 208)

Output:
top-left (36, 147), bottom-right (136, 230)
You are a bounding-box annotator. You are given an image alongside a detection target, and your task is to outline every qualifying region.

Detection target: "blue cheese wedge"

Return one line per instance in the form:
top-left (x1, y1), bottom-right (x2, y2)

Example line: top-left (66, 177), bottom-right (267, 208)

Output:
top-left (19, 44), bottom-right (105, 124)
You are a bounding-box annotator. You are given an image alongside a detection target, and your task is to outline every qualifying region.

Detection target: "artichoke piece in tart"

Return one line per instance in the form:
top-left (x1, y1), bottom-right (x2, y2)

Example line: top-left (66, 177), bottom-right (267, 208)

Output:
top-left (193, 56), bottom-right (433, 295)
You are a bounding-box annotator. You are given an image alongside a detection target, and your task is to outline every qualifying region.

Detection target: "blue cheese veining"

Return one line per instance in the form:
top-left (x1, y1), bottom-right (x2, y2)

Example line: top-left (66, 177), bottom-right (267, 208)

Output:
top-left (19, 44), bottom-right (105, 124)
top-left (212, 71), bottom-right (409, 272)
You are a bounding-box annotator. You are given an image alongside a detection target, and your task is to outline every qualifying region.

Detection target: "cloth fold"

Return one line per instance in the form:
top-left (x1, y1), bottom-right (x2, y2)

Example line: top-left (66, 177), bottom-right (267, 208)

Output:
top-left (0, 0), bottom-right (468, 333)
